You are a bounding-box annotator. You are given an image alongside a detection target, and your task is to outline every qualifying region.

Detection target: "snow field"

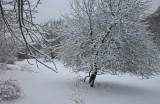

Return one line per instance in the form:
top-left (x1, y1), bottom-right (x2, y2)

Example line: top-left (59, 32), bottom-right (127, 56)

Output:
top-left (0, 59), bottom-right (160, 104)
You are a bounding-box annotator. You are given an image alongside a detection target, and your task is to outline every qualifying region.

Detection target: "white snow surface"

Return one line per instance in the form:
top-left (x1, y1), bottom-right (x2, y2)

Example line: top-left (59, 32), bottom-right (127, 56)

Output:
top-left (0, 59), bottom-right (160, 104)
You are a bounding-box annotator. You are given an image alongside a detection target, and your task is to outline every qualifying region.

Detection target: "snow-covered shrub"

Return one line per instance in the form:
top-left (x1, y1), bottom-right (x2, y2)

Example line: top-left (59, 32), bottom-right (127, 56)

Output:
top-left (6, 60), bottom-right (15, 64)
top-left (16, 52), bottom-right (30, 60)
top-left (43, 57), bottom-right (51, 62)
top-left (0, 79), bottom-right (22, 102)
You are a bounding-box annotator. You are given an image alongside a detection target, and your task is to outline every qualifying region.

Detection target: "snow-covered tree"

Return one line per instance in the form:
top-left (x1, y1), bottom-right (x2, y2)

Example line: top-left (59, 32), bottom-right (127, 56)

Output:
top-left (57, 0), bottom-right (160, 87)
top-left (145, 6), bottom-right (160, 50)
top-left (0, 0), bottom-right (57, 72)
top-left (40, 19), bottom-right (64, 59)
top-left (0, 11), bottom-right (18, 64)
top-left (0, 36), bottom-right (18, 64)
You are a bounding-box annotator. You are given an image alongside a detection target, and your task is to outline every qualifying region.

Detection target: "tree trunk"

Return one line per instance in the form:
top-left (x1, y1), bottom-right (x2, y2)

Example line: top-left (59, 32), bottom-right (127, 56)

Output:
top-left (88, 71), bottom-right (97, 87)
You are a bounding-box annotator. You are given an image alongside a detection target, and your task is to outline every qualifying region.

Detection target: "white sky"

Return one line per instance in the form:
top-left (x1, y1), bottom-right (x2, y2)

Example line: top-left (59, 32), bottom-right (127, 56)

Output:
top-left (151, 0), bottom-right (160, 10)
top-left (35, 0), bottom-right (70, 23)
top-left (35, 0), bottom-right (160, 23)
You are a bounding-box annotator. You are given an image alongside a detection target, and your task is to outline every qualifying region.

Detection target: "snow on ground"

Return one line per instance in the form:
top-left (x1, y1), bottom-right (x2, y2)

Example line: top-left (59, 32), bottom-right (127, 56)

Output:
top-left (0, 59), bottom-right (160, 104)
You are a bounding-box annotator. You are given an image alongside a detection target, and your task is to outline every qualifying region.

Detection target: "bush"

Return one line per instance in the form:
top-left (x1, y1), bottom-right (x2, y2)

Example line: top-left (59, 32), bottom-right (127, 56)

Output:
top-left (0, 58), bottom-right (15, 64)
top-left (6, 60), bottom-right (15, 64)
top-left (17, 52), bottom-right (29, 60)
top-left (0, 79), bottom-right (22, 102)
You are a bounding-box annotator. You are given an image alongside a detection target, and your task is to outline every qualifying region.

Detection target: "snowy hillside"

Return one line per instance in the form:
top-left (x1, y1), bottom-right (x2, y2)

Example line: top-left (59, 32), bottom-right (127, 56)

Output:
top-left (0, 59), bottom-right (160, 104)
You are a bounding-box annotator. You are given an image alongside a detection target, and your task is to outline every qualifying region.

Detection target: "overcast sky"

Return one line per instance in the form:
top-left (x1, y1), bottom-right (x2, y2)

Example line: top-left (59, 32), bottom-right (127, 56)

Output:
top-left (35, 0), bottom-right (160, 23)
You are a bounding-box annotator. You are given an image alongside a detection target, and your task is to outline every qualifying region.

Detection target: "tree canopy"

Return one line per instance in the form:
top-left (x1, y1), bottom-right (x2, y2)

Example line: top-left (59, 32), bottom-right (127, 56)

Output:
top-left (57, 0), bottom-right (160, 80)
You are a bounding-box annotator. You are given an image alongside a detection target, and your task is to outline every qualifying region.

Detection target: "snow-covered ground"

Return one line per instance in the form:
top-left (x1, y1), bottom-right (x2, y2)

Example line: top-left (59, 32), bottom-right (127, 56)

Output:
top-left (0, 59), bottom-right (160, 104)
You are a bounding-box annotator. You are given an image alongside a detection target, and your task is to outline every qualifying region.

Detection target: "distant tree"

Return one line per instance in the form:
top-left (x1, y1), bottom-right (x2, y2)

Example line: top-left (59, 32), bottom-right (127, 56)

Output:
top-left (57, 0), bottom-right (160, 87)
top-left (0, 10), bottom-right (18, 64)
top-left (145, 6), bottom-right (160, 50)
top-left (0, 36), bottom-right (18, 64)
top-left (40, 19), bottom-right (65, 59)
